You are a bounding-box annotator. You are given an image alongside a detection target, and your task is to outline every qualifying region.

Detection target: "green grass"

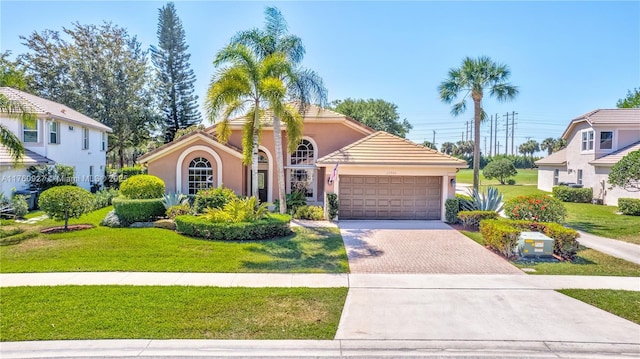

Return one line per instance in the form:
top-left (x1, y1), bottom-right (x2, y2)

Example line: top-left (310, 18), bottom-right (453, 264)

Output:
top-left (564, 202), bottom-right (640, 244)
top-left (24, 210), bottom-right (45, 219)
top-left (456, 168), bottom-right (538, 186)
top-left (557, 289), bottom-right (640, 324)
top-left (0, 207), bottom-right (349, 273)
top-left (0, 286), bottom-right (348, 341)
top-left (461, 231), bottom-right (640, 276)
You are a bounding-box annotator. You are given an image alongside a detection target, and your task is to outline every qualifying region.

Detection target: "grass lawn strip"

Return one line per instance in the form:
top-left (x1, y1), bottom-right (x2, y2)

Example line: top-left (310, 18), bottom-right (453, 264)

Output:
top-left (564, 202), bottom-right (640, 244)
top-left (1, 207), bottom-right (349, 273)
top-left (461, 231), bottom-right (640, 276)
top-left (456, 168), bottom-right (538, 186)
top-left (557, 289), bottom-right (640, 325)
top-left (0, 286), bottom-right (348, 341)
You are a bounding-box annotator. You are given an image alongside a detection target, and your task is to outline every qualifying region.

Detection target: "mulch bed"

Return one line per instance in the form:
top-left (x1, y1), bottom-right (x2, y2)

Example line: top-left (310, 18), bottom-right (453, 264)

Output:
top-left (40, 224), bottom-right (94, 234)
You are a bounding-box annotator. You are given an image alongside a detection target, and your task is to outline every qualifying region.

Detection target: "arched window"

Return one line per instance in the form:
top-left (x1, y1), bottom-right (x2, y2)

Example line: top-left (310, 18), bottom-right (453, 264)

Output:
top-left (188, 157), bottom-right (213, 194)
top-left (290, 139), bottom-right (314, 165)
top-left (289, 139), bottom-right (316, 199)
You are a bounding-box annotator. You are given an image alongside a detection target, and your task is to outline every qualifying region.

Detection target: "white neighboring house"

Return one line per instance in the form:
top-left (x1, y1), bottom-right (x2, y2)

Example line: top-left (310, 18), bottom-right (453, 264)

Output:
top-left (0, 87), bottom-right (112, 196)
top-left (535, 108), bottom-right (640, 206)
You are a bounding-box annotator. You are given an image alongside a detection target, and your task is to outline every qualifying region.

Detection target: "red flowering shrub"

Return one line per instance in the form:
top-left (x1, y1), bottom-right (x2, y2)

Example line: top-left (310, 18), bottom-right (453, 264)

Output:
top-left (504, 194), bottom-right (566, 223)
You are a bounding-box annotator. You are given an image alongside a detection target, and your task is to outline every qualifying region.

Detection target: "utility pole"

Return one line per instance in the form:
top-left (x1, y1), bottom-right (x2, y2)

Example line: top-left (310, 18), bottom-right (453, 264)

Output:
top-left (484, 136), bottom-right (487, 156)
top-left (432, 130), bottom-right (436, 149)
top-left (489, 115), bottom-right (493, 157)
top-left (504, 112), bottom-right (510, 155)
top-left (497, 141), bottom-right (501, 154)
top-left (511, 111), bottom-right (517, 156)
top-left (461, 131), bottom-right (464, 142)
top-left (494, 113), bottom-right (499, 155)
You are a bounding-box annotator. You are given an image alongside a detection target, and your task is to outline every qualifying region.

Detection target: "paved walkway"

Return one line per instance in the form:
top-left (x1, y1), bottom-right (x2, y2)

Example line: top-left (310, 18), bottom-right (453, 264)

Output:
top-left (339, 220), bottom-right (523, 274)
top-left (577, 230), bottom-right (640, 265)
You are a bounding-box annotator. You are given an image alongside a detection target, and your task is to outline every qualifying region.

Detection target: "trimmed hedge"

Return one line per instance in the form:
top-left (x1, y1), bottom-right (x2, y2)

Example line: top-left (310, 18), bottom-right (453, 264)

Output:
top-left (552, 186), bottom-right (593, 203)
top-left (119, 175), bottom-right (165, 200)
top-left (480, 219), bottom-right (580, 259)
top-left (327, 193), bottom-right (339, 220)
top-left (175, 214), bottom-right (292, 241)
top-left (112, 197), bottom-right (165, 224)
top-left (618, 198), bottom-right (640, 216)
top-left (445, 198), bottom-right (460, 224)
top-left (457, 210), bottom-right (499, 228)
top-left (293, 205), bottom-right (325, 220)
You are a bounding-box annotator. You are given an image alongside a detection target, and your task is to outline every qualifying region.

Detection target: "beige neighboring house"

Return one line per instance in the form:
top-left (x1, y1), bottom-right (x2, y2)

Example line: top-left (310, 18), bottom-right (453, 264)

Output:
top-left (137, 104), bottom-right (468, 220)
top-left (0, 87), bottom-right (112, 196)
top-left (535, 108), bottom-right (640, 206)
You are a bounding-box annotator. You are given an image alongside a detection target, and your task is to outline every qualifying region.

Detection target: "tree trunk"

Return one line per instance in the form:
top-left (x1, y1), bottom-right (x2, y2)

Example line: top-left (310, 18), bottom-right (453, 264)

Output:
top-left (251, 101), bottom-right (260, 199)
top-left (272, 116), bottom-right (287, 214)
top-left (118, 145), bottom-right (124, 169)
top-left (472, 96), bottom-right (482, 192)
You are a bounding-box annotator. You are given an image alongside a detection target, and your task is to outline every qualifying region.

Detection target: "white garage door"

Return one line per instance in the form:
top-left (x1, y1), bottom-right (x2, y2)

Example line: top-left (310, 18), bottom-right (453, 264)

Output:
top-left (339, 176), bottom-right (442, 220)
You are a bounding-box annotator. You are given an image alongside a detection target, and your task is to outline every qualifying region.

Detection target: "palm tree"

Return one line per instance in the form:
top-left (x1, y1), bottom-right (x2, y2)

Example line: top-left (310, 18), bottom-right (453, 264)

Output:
top-left (206, 43), bottom-right (302, 200)
top-left (232, 7), bottom-right (327, 214)
top-left (540, 137), bottom-right (556, 155)
top-left (0, 92), bottom-right (37, 162)
top-left (440, 141), bottom-right (457, 155)
top-left (438, 56), bottom-right (518, 191)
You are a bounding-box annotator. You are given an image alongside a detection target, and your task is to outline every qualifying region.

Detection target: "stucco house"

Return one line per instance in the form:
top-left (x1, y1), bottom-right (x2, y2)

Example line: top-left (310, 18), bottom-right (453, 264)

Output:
top-left (535, 108), bottom-right (640, 206)
top-left (0, 87), bottom-right (112, 195)
top-left (137, 104), bottom-right (467, 220)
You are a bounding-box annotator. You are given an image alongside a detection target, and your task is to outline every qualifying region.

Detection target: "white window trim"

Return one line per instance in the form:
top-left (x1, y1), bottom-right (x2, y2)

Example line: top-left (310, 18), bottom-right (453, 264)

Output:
top-left (82, 127), bottom-right (89, 150)
top-left (49, 121), bottom-right (60, 144)
top-left (23, 119), bottom-right (39, 143)
top-left (598, 130), bottom-right (614, 151)
top-left (287, 136), bottom-right (319, 201)
top-left (176, 145), bottom-right (222, 193)
top-left (580, 129), bottom-right (594, 153)
top-left (187, 157), bottom-right (214, 195)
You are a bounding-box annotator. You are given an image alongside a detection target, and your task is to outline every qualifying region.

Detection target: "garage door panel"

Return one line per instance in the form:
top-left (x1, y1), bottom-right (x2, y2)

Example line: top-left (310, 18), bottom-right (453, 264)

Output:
top-left (339, 175), bottom-right (442, 220)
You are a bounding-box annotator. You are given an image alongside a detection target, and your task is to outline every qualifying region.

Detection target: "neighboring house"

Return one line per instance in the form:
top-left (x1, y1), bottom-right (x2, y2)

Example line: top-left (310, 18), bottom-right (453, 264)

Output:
top-left (137, 104), bottom-right (467, 220)
top-left (536, 108), bottom-right (640, 206)
top-left (0, 87), bottom-right (112, 195)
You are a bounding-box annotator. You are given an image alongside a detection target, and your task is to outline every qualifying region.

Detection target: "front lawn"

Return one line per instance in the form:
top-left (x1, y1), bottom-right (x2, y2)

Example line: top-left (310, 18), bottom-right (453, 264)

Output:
top-left (557, 289), bottom-right (640, 325)
top-left (564, 202), bottom-right (640, 244)
top-left (456, 168), bottom-right (538, 186)
top-left (0, 207), bottom-right (349, 273)
top-left (0, 286), bottom-right (348, 341)
top-left (461, 231), bottom-right (640, 276)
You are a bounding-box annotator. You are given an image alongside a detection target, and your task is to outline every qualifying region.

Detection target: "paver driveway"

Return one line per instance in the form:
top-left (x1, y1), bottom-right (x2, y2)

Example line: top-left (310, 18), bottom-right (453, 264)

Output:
top-left (339, 220), bottom-right (523, 274)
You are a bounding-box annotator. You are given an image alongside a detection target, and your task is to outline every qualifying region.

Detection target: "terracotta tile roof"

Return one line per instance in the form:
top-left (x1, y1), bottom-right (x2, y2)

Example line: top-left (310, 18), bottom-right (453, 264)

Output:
top-left (562, 108), bottom-right (640, 139)
top-left (0, 145), bottom-right (54, 166)
top-left (316, 131), bottom-right (468, 167)
top-left (590, 141), bottom-right (640, 166)
top-left (137, 130), bottom-right (242, 163)
top-left (0, 87), bottom-right (112, 132)
top-left (224, 103), bottom-right (374, 134)
top-left (535, 148), bottom-right (567, 166)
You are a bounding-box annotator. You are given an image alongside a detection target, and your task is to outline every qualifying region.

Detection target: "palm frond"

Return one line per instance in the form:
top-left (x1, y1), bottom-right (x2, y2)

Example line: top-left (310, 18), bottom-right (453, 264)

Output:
top-left (287, 67), bottom-right (328, 109)
top-left (451, 101), bottom-right (467, 116)
top-left (490, 83), bottom-right (519, 102)
top-left (273, 103), bottom-right (303, 152)
top-left (0, 124), bottom-right (25, 161)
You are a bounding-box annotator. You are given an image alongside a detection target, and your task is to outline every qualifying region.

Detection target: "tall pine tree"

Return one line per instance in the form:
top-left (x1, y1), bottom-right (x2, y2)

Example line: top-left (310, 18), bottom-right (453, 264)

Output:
top-left (151, 2), bottom-right (201, 143)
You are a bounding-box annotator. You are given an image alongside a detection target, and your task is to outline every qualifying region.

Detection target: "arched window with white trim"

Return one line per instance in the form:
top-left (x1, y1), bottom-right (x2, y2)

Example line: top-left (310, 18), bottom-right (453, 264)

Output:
top-left (289, 139), bottom-right (317, 199)
top-left (188, 157), bottom-right (213, 194)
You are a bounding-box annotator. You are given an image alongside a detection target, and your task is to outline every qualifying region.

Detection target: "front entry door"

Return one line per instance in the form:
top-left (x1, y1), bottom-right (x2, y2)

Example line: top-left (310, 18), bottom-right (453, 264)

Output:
top-left (257, 170), bottom-right (268, 203)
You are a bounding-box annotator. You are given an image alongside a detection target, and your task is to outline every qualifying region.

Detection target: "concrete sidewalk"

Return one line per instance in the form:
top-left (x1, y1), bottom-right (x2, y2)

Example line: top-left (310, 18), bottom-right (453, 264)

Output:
top-left (2, 272), bottom-right (639, 290)
top-left (2, 339), bottom-right (639, 358)
top-left (577, 230), bottom-right (640, 265)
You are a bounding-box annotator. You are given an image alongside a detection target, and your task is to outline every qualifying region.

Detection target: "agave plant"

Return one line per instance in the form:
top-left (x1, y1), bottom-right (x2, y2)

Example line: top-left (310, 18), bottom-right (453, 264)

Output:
top-left (162, 192), bottom-right (189, 210)
top-left (462, 187), bottom-right (504, 212)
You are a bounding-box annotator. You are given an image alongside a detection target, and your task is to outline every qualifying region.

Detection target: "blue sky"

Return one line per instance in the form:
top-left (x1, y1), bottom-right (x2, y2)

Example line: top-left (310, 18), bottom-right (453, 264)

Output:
top-left (1, 1), bottom-right (638, 155)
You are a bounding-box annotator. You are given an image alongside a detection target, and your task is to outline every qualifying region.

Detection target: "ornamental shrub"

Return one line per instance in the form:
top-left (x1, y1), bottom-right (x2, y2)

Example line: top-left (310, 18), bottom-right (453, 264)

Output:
top-left (618, 198), bottom-right (640, 216)
top-left (101, 210), bottom-right (122, 228)
top-left (166, 203), bottom-right (191, 219)
top-left (193, 187), bottom-right (236, 213)
top-left (203, 196), bottom-right (268, 223)
top-left (455, 193), bottom-right (473, 211)
top-left (445, 198), bottom-right (460, 224)
top-left (120, 166), bottom-right (146, 180)
top-left (38, 186), bottom-right (95, 230)
top-left (552, 186), bottom-right (593, 203)
top-left (112, 197), bottom-right (165, 224)
top-left (10, 194), bottom-right (29, 218)
top-left (93, 188), bottom-right (119, 210)
top-left (175, 214), bottom-right (291, 241)
top-left (504, 194), bottom-right (566, 223)
top-left (482, 159), bottom-right (517, 185)
top-left (274, 190), bottom-right (307, 215)
top-left (479, 220), bottom-right (521, 258)
top-left (27, 164), bottom-right (76, 191)
top-left (119, 175), bottom-right (165, 199)
top-left (327, 193), bottom-right (339, 220)
top-left (457, 210), bottom-right (499, 228)
top-left (294, 205), bottom-right (325, 220)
